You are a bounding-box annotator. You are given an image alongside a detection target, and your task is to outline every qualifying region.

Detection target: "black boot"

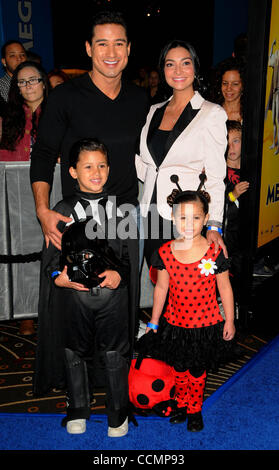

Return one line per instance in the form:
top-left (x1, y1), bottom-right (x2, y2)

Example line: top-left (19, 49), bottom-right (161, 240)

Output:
top-left (169, 407), bottom-right (187, 424)
top-left (61, 348), bottom-right (91, 427)
top-left (105, 350), bottom-right (129, 435)
top-left (187, 411), bottom-right (204, 432)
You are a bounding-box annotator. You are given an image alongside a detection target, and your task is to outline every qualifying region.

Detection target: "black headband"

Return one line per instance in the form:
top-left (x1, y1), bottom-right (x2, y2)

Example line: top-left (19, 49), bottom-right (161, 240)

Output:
top-left (170, 172), bottom-right (207, 195)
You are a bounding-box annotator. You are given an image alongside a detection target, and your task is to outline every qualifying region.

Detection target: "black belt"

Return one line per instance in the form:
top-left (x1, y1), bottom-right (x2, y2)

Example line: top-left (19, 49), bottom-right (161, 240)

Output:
top-left (90, 286), bottom-right (101, 296)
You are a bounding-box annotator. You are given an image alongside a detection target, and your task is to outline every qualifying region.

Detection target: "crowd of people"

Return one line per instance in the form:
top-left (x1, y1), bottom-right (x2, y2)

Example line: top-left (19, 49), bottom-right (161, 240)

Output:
top-left (0, 9), bottom-right (264, 438)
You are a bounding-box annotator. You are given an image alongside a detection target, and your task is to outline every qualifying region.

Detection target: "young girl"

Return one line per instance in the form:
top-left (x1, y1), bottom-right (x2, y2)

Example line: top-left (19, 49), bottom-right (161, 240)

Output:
top-left (144, 187), bottom-right (236, 432)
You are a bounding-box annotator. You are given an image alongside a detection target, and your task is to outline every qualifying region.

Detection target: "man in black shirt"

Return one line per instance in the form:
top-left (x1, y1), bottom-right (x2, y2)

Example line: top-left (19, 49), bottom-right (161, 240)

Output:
top-left (30, 11), bottom-right (149, 250)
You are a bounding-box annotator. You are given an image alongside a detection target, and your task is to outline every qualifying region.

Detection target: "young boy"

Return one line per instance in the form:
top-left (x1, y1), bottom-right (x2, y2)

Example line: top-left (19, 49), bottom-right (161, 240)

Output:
top-left (223, 120), bottom-right (249, 296)
top-left (33, 138), bottom-right (139, 437)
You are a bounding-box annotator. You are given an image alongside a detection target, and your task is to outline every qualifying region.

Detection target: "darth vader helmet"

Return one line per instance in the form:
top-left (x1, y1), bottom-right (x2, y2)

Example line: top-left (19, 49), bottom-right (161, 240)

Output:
top-left (60, 219), bottom-right (120, 288)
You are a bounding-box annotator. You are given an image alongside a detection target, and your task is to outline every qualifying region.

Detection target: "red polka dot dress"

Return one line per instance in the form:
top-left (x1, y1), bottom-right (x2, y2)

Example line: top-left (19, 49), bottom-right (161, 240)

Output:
top-left (160, 242), bottom-right (224, 329)
top-left (149, 241), bottom-right (234, 371)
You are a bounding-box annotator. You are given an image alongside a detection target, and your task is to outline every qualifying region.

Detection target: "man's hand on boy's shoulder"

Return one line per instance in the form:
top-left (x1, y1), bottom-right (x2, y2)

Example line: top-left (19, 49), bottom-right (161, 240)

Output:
top-left (99, 270), bottom-right (121, 289)
top-left (38, 208), bottom-right (72, 250)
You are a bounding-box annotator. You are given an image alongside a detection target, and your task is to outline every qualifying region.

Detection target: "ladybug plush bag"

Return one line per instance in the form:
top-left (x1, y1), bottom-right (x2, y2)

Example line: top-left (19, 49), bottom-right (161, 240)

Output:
top-left (128, 355), bottom-right (177, 417)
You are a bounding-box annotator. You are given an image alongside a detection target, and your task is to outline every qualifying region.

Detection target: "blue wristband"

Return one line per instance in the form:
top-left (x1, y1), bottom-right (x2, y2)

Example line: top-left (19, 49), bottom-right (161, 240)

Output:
top-left (207, 226), bottom-right (223, 235)
top-left (147, 322), bottom-right (159, 330)
top-left (51, 270), bottom-right (61, 278)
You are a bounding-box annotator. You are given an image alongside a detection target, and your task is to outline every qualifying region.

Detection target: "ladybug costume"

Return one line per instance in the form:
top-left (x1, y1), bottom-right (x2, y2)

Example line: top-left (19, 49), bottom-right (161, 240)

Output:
top-left (128, 357), bottom-right (177, 417)
top-left (137, 241), bottom-right (237, 423)
top-left (158, 242), bottom-right (225, 330)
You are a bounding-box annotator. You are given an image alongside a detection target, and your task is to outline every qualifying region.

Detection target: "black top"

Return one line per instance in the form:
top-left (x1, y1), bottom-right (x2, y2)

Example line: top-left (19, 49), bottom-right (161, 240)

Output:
top-left (30, 73), bottom-right (149, 205)
top-left (148, 128), bottom-right (170, 206)
top-left (224, 166), bottom-right (241, 234)
top-left (147, 100), bottom-right (200, 169)
top-left (147, 101), bottom-right (200, 207)
top-left (150, 128), bottom-right (170, 167)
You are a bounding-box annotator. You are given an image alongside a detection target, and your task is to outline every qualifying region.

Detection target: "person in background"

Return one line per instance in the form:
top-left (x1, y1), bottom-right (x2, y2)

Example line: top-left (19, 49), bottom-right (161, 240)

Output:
top-left (48, 69), bottom-right (69, 89)
top-left (133, 66), bottom-right (149, 88)
top-left (223, 120), bottom-right (249, 297)
top-left (0, 60), bottom-right (49, 335)
top-left (0, 40), bottom-right (27, 102)
top-left (0, 94), bottom-right (6, 120)
top-left (232, 33), bottom-right (248, 62)
top-left (0, 61), bottom-right (49, 161)
top-left (147, 68), bottom-right (170, 105)
top-left (210, 57), bottom-right (245, 123)
top-left (265, 39), bottom-right (279, 155)
top-left (224, 120), bottom-right (275, 279)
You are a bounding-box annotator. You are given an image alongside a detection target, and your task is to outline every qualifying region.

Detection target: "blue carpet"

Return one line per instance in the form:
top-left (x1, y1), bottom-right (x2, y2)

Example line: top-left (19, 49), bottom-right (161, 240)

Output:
top-left (1, 336), bottom-right (279, 452)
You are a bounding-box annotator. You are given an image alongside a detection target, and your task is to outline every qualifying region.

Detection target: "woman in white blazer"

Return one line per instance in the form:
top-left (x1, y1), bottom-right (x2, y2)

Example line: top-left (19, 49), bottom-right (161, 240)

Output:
top-left (136, 40), bottom-right (228, 266)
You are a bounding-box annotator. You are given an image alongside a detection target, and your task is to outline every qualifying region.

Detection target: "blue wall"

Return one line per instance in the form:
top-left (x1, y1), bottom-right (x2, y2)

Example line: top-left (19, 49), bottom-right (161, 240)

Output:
top-left (213, 0), bottom-right (249, 65)
top-left (0, 0), bottom-right (54, 72)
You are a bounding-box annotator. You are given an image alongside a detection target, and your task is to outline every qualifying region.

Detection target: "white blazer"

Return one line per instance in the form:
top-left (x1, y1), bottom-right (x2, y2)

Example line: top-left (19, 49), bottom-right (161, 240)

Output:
top-left (136, 91), bottom-right (228, 224)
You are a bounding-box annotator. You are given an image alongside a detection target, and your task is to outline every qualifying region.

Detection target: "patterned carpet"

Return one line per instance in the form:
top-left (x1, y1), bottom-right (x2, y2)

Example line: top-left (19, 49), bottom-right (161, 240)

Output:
top-left (0, 320), bottom-right (106, 415)
top-left (0, 315), bottom-right (268, 416)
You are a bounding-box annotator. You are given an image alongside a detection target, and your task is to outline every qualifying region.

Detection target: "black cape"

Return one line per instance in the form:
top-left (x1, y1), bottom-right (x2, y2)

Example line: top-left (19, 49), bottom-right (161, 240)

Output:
top-left (33, 193), bottom-right (139, 396)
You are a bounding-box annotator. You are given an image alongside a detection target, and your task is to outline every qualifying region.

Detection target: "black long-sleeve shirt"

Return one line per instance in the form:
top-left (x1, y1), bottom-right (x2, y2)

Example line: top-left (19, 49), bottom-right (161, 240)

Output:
top-left (30, 73), bottom-right (149, 205)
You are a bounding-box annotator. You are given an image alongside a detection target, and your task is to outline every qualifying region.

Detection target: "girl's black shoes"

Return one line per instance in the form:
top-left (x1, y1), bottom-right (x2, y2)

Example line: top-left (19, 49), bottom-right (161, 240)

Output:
top-left (169, 408), bottom-right (204, 431)
top-left (169, 407), bottom-right (187, 424)
top-left (187, 411), bottom-right (204, 432)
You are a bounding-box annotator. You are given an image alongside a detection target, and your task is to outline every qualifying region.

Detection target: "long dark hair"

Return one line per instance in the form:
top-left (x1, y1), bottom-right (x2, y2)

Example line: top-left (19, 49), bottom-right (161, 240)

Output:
top-left (0, 61), bottom-right (49, 151)
top-left (209, 57), bottom-right (246, 117)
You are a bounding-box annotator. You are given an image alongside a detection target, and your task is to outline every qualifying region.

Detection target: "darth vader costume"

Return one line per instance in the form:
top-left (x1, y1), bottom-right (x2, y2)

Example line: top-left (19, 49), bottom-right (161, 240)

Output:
top-left (33, 190), bottom-right (139, 429)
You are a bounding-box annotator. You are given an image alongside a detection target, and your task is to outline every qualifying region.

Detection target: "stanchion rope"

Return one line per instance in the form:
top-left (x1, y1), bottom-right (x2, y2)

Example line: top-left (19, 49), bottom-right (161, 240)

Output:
top-left (0, 252), bottom-right (42, 263)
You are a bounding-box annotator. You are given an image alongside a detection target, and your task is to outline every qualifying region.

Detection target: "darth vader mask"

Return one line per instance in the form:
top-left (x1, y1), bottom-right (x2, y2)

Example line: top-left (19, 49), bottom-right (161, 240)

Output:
top-left (60, 220), bottom-right (121, 288)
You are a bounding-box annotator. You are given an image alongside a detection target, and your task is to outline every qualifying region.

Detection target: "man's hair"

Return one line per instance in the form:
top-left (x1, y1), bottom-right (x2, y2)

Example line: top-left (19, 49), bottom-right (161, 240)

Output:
top-left (1, 40), bottom-right (25, 59)
top-left (226, 120), bottom-right (242, 134)
top-left (69, 137), bottom-right (109, 168)
top-left (86, 10), bottom-right (129, 44)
